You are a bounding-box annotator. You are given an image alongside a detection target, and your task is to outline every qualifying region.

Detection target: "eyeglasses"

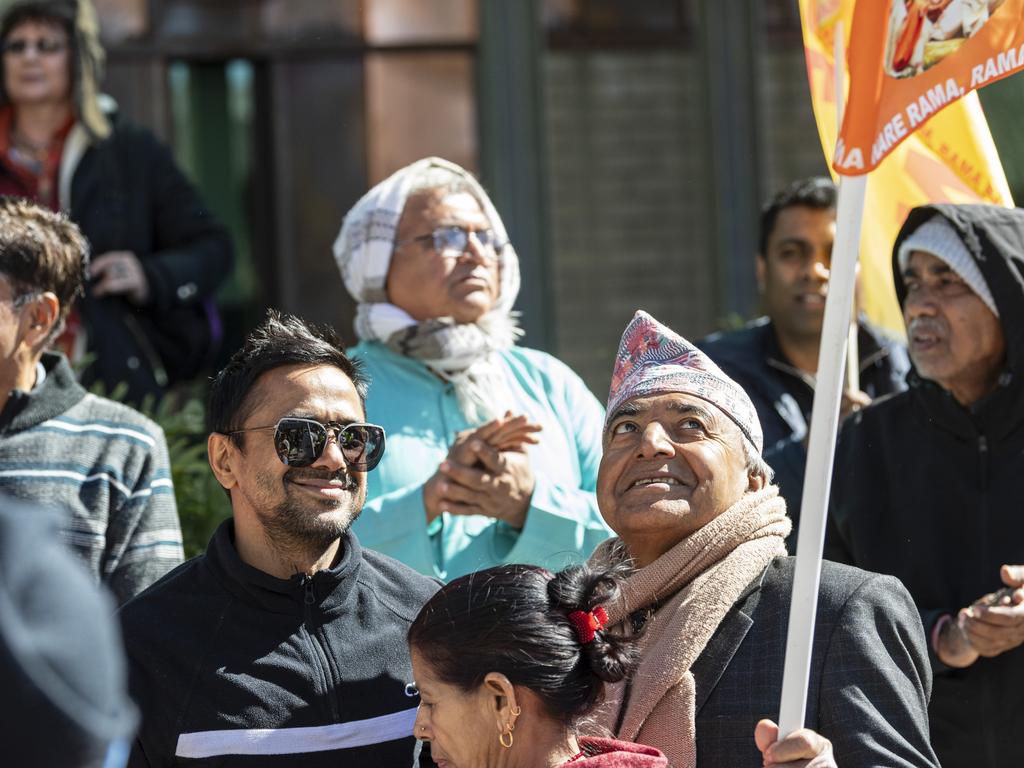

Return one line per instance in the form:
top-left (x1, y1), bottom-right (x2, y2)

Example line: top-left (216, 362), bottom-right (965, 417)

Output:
top-left (2, 38), bottom-right (67, 56)
top-left (227, 418), bottom-right (386, 471)
top-left (395, 225), bottom-right (504, 260)
top-left (2, 292), bottom-right (35, 308)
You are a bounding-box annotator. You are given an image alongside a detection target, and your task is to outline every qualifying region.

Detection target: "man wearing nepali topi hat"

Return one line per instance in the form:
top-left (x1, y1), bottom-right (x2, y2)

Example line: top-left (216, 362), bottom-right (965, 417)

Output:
top-left (585, 310), bottom-right (939, 768)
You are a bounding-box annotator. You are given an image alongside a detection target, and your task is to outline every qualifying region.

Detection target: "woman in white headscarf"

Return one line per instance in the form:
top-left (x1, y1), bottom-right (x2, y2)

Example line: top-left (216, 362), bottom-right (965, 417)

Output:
top-left (334, 157), bottom-right (610, 580)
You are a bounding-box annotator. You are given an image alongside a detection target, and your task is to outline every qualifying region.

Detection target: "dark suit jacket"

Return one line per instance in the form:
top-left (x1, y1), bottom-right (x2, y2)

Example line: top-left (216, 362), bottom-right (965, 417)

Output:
top-left (691, 557), bottom-right (938, 768)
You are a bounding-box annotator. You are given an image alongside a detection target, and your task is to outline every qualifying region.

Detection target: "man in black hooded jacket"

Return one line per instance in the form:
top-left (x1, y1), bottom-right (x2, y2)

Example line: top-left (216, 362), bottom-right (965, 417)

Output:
top-left (826, 203), bottom-right (1024, 768)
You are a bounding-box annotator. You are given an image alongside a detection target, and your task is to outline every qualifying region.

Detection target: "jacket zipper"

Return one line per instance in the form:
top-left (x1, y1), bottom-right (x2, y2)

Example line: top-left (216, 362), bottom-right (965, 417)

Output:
top-left (767, 344), bottom-right (891, 387)
top-left (977, 435), bottom-right (989, 492)
top-left (301, 576), bottom-right (341, 722)
top-left (976, 433), bottom-right (997, 767)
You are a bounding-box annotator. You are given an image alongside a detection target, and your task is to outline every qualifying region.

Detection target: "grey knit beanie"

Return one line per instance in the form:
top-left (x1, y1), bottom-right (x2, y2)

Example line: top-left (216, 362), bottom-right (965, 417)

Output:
top-left (897, 215), bottom-right (999, 318)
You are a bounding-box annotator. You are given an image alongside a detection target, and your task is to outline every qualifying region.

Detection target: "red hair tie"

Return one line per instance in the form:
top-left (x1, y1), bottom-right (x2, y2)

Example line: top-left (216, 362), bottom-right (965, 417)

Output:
top-left (568, 605), bottom-right (609, 644)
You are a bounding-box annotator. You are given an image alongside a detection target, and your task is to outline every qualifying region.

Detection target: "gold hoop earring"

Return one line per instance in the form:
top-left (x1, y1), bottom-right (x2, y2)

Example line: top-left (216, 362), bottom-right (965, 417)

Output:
top-left (499, 731), bottom-right (513, 749)
top-left (510, 705), bottom-right (522, 716)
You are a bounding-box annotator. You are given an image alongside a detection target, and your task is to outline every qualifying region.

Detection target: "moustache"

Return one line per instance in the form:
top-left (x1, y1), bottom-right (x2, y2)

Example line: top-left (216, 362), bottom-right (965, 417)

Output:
top-left (908, 318), bottom-right (943, 336)
top-left (284, 468), bottom-right (358, 491)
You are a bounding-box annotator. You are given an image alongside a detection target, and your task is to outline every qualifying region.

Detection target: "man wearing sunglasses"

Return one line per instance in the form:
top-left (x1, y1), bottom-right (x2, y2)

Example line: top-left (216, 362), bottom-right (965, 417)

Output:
top-left (118, 310), bottom-right (440, 767)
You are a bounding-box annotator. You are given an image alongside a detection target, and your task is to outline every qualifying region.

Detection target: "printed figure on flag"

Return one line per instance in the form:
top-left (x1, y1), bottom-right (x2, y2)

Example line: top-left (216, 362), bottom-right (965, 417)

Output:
top-left (834, 0), bottom-right (1024, 174)
top-left (887, 0), bottom-right (1008, 76)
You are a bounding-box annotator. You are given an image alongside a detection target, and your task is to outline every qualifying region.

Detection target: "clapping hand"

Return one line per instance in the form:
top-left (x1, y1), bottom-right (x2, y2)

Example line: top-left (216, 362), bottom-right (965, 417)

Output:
top-left (423, 413), bottom-right (542, 526)
top-left (447, 412), bottom-right (541, 464)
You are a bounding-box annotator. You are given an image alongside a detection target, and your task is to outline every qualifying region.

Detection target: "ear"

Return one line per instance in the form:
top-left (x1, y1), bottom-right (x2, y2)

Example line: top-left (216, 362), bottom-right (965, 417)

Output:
top-left (755, 253), bottom-right (767, 294)
top-left (208, 432), bottom-right (239, 491)
top-left (22, 292), bottom-right (60, 350)
top-left (748, 470), bottom-right (766, 492)
top-left (482, 672), bottom-right (518, 732)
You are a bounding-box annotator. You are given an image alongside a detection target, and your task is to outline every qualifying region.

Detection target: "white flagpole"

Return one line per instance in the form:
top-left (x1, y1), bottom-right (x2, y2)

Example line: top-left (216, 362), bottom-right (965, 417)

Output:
top-left (776, 172), bottom-right (866, 738)
top-left (834, 22), bottom-right (861, 394)
top-left (776, 19), bottom-right (869, 738)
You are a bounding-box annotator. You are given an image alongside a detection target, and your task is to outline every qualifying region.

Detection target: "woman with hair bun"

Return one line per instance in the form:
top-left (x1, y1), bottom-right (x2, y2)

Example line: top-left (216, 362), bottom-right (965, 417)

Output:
top-left (408, 563), bottom-right (836, 768)
top-left (407, 562), bottom-right (665, 767)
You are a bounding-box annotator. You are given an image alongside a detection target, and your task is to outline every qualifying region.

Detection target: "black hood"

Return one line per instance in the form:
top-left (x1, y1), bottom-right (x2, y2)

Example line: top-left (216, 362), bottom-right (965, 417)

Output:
top-left (892, 204), bottom-right (1024, 436)
top-left (892, 204), bottom-right (1024, 377)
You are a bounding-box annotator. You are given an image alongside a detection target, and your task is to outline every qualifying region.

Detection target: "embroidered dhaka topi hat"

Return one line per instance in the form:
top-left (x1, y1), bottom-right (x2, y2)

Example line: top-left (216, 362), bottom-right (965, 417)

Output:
top-left (606, 310), bottom-right (764, 454)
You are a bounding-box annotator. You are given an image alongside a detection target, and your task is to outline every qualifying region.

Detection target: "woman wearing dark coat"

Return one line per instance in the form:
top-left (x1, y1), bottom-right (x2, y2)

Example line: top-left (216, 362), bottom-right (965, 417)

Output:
top-left (0, 0), bottom-right (232, 403)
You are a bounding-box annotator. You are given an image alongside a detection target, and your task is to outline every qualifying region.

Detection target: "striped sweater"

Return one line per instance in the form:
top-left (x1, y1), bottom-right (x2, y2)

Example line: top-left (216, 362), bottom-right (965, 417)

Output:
top-left (0, 352), bottom-right (184, 605)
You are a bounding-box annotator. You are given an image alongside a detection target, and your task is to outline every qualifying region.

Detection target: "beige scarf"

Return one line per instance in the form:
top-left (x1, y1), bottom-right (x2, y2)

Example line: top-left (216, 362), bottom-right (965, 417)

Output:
top-left (589, 486), bottom-right (790, 768)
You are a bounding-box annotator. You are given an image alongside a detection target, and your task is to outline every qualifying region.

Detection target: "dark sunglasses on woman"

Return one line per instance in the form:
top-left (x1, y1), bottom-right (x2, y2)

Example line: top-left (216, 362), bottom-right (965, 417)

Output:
top-left (2, 37), bottom-right (67, 56)
top-left (227, 418), bottom-right (386, 471)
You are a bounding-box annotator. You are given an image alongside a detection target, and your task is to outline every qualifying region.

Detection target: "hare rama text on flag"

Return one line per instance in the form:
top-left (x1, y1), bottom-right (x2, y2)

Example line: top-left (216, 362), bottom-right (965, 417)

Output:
top-left (799, 0), bottom-right (1014, 334)
top-left (834, 0), bottom-right (1024, 176)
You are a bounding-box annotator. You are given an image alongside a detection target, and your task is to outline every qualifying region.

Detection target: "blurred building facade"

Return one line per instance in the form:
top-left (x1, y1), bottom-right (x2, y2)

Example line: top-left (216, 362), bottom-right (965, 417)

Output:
top-left (93, 0), bottom-right (1022, 396)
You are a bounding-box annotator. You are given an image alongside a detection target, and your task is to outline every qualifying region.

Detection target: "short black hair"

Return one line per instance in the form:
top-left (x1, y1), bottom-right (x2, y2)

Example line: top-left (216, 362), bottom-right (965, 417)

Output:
top-left (207, 310), bottom-right (368, 437)
top-left (759, 176), bottom-right (837, 256)
top-left (407, 562), bottom-right (640, 728)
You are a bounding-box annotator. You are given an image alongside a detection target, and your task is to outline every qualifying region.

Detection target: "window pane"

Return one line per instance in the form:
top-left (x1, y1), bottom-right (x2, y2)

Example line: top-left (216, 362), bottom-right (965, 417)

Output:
top-left (363, 0), bottom-right (477, 44)
top-left (94, 0), bottom-right (148, 41)
top-left (543, 0), bottom-right (684, 33)
top-left (365, 52), bottom-right (477, 184)
top-left (543, 49), bottom-right (713, 392)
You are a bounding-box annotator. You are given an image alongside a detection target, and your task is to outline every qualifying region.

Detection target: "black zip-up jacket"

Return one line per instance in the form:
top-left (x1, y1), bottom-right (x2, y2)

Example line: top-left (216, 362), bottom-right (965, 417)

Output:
top-left (119, 520), bottom-right (439, 767)
top-left (826, 204), bottom-right (1024, 768)
top-left (698, 316), bottom-right (909, 549)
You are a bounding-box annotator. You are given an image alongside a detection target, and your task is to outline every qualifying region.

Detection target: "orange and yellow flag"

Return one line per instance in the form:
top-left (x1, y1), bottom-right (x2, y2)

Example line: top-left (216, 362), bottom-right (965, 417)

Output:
top-left (836, 0), bottom-right (1024, 174)
top-left (800, 0), bottom-right (1014, 333)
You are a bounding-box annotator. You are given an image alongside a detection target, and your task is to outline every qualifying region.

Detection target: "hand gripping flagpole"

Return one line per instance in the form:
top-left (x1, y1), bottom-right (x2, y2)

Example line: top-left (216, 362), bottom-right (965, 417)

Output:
top-left (776, 170), bottom-right (867, 737)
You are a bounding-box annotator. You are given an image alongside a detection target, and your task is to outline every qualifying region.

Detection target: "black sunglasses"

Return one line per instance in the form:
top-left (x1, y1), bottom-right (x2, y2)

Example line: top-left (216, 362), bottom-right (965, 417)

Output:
top-left (2, 37), bottom-right (67, 56)
top-left (228, 418), bottom-right (386, 471)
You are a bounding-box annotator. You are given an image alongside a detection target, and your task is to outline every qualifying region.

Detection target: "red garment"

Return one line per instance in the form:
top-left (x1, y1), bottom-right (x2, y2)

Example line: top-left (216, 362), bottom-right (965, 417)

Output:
top-left (0, 105), bottom-right (74, 210)
top-left (0, 106), bottom-right (83, 359)
top-left (562, 737), bottom-right (667, 767)
top-left (892, 0), bottom-right (928, 72)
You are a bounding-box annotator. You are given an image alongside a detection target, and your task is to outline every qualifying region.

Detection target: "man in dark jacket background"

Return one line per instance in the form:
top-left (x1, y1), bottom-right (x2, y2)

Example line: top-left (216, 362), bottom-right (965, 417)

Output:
top-left (699, 177), bottom-right (908, 547)
top-left (826, 203), bottom-right (1024, 768)
top-left (119, 311), bottom-right (439, 767)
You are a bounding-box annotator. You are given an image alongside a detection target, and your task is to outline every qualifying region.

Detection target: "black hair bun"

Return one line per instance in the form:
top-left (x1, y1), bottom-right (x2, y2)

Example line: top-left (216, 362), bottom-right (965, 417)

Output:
top-left (548, 563), bottom-right (640, 684)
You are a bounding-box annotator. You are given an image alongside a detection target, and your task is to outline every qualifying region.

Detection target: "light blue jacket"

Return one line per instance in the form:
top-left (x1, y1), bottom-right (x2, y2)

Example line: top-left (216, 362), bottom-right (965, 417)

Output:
top-left (351, 341), bottom-right (611, 580)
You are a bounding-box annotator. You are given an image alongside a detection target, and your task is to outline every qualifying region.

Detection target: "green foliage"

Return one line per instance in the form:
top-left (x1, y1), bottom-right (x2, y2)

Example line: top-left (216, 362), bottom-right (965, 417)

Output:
top-left (89, 377), bottom-right (231, 558)
top-left (150, 386), bottom-right (232, 558)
